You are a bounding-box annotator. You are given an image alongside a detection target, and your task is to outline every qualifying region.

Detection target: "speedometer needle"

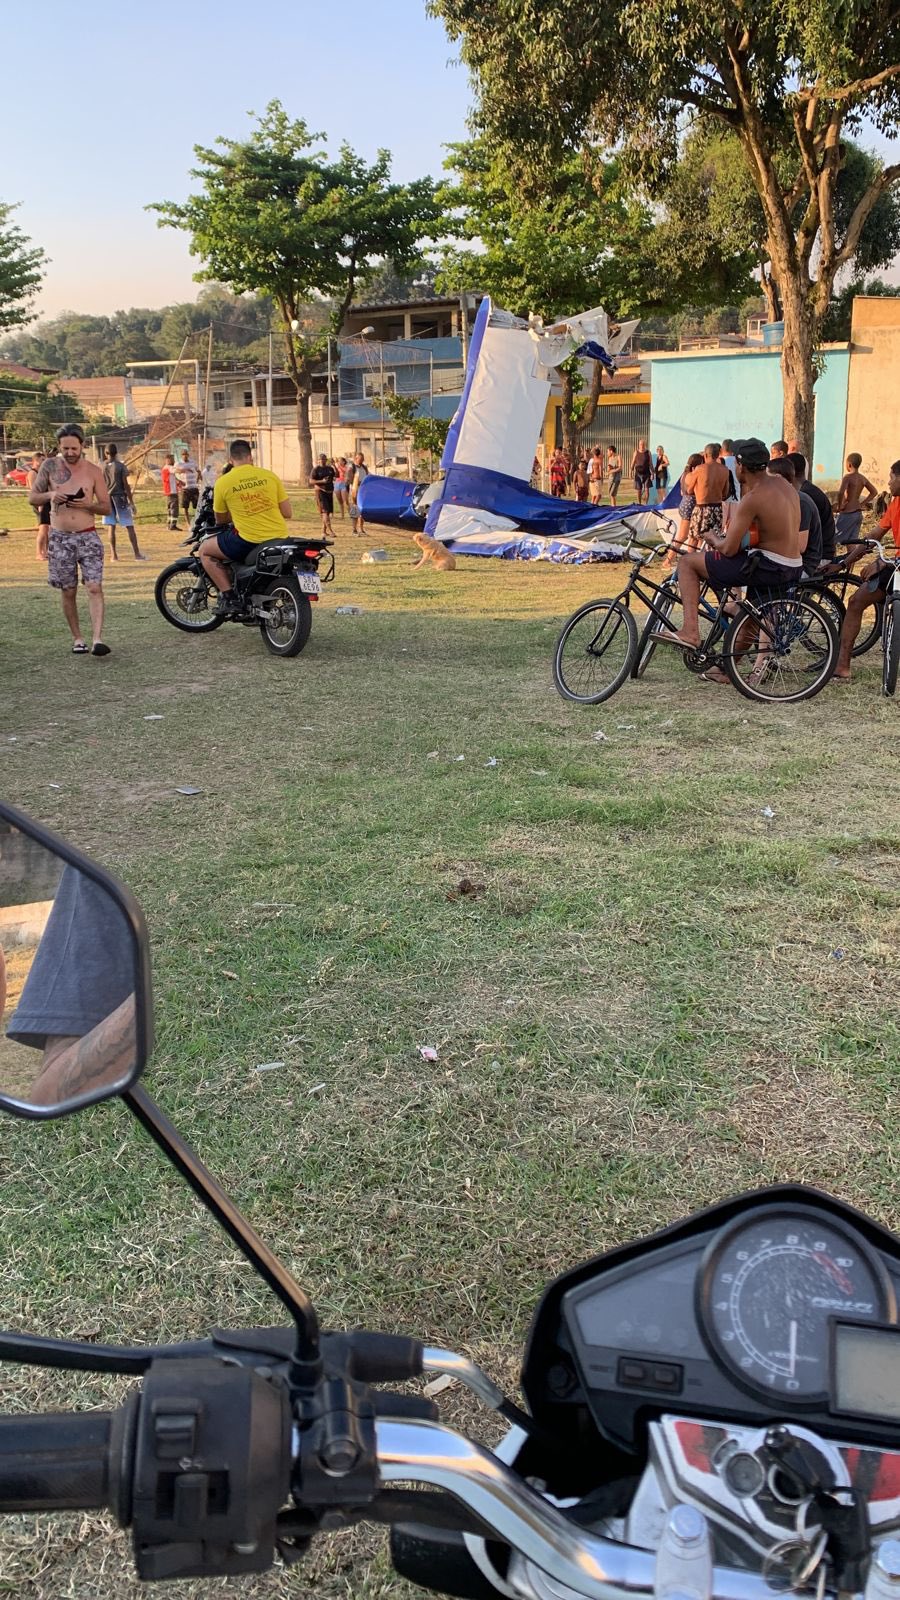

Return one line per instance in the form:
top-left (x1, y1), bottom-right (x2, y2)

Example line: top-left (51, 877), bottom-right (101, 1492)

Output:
top-left (789, 1319), bottom-right (798, 1378)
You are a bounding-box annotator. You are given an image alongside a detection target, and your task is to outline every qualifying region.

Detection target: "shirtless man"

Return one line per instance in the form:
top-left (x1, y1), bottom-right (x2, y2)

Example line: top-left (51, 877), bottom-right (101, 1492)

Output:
top-left (657, 437), bottom-right (802, 664)
top-left (28, 423), bottom-right (112, 656)
top-left (683, 444), bottom-right (730, 548)
top-left (834, 458), bottom-right (900, 682)
top-left (835, 452), bottom-right (877, 547)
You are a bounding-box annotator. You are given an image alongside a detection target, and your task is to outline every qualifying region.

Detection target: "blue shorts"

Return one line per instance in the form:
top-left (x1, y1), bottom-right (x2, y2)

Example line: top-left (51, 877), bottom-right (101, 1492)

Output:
top-left (103, 498), bottom-right (134, 527)
top-left (216, 526), bottom-right (256, 562)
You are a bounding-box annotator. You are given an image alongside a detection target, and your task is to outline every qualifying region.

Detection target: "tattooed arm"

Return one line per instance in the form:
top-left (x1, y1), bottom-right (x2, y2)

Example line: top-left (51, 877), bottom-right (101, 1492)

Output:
top-left (27, 458), bottom-right (60, 509)
top-left (28, 994), bottom-right (136, 1107)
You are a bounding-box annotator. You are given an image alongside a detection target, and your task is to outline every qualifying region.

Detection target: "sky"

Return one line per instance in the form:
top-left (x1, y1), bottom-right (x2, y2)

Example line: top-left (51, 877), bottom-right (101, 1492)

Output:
top-left (3, 3), bottom-right (899, 322)
top-left (2, 0), bottom-right (473, 320)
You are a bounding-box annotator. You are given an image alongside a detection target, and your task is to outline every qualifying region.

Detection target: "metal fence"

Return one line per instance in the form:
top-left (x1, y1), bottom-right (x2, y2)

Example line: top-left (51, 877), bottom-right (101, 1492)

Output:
top-left (556, 400), bottom-right (651, 465)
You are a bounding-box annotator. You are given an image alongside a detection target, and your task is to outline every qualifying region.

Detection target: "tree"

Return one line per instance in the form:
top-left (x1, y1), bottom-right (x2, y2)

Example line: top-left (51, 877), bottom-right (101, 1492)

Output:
top-left (437, 137), bottom-right (754, 466)
top-left (0, 203), bottom-right (45, 332)
top-left (430, 0), bottom-right (900, 450)
top-left (665, 127), bottom-right (900, 326)
top-left (0, 374), bottom-right (81, 445)
top-left (151, 102), bottom-right (440, 478)
top-left (819, 275), bottom-right (897, 342)
top-left (383, 390), bottom-right (450, 473)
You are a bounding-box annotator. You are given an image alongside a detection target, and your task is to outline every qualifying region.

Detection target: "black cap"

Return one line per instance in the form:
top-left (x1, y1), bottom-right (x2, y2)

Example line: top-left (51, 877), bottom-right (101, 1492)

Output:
top-left (732, 437), bottom-right (769, 472)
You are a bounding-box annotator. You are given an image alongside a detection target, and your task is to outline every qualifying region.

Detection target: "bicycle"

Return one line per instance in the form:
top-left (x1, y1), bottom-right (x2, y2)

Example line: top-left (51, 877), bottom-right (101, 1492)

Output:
top-left (805, 563), bottom-right (882, 657)
top-left (866, 539), bottom-right (900, 696)
top-left (553, 533), bottom-right (839, 706)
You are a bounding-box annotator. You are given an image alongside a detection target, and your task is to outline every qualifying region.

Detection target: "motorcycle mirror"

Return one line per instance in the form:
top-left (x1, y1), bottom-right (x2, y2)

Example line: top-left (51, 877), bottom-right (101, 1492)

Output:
top-left (0, 802), bottom-right (152, 1118)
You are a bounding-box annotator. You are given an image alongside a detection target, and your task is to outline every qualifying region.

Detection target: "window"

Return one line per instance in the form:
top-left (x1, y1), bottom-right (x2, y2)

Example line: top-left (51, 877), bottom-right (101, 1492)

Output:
top-left (212, 390), bottom-right (226, 412)
top-left (243, 389), bottom-right (253, 407)
top-left (362, 370), bottom-right (397, 401)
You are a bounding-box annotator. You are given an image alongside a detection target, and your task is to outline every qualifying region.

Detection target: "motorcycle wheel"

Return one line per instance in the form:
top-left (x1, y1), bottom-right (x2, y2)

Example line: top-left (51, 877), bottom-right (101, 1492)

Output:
top-left (155, 560), bottom-right (224, 633)
top-left (259, 575), bottom-right (312, 657)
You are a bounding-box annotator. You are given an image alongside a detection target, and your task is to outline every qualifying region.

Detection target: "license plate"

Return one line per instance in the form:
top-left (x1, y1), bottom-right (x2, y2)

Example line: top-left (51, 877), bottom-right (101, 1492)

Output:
top-left (296, 573), bottom-right (321, 595)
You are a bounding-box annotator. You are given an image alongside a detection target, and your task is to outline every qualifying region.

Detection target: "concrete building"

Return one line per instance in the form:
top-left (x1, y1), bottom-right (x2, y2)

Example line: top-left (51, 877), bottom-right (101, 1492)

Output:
top-left (648, 295), bottom-right (900, 489)
top-left (844, 297), bottom-right (900, 486)
top-left (648, 345), bottom-right (850, 484)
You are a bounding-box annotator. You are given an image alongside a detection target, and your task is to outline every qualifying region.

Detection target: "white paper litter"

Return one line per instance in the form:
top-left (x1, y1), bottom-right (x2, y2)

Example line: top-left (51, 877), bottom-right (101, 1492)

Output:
top-left (453, 755), bottom-right (465, 762)
top-left (418, 1046), bottom-right (438, 1062)
top-left (144, 715), bottom-right (164, 721)
top-left (423, 1373), bottom-right (458, 1399)
top-left (484, 757), bottom-right (500, 767)
top-left (255, 1062), bottom-right (285, 1073)
top-left (591, 730), bottom-right (609, 743)
top-left (616, 724), bottom-right (636, 731)
top-left (308, 1082), bottom-right (327, 1095)
top-left (176, 786), bottom-right (203, 796)
top-left (761, 806), bottom-right (776, 819)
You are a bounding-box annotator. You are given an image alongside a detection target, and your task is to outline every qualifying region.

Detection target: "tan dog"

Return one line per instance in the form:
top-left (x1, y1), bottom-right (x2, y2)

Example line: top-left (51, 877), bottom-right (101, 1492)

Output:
top-left (412, 530), bottom-right (456, 570)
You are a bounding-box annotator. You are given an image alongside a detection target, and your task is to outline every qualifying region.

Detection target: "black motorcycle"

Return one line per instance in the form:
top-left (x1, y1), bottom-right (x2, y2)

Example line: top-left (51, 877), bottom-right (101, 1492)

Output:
top-left (3, 800), bottom-right (900, 1598)
top-left (154, 487), bottom-right (334, 657)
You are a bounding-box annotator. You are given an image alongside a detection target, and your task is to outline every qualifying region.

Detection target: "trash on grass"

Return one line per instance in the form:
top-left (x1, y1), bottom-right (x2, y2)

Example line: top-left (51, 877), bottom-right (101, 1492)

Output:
top-left (176, 786), bottom-right (203, 795)
top-left (761, 805), bottom-right (776, 819)
top-left (591, 730), bottom-right (609, 743)
top-left (423, 1373), bottom-right (458, 1398)
top-left (418, 1046), bottom-right (438, 1062)
top-left (361, 549), bottom-right (389, 563)
top-left (255, 1062), bottom-right (285, 1073)
top-left (484, 756), bottom-right (500, 767)
top-left (335, 604), bottom-right (362, 615)
top-left (308, 1082), bottom-right (327, 1095)
top-left (144, 714), bottom-right (164, 721)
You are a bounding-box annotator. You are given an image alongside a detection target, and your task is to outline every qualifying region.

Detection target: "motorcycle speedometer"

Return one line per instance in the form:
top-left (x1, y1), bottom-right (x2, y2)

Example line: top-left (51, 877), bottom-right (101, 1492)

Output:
top-left (699, 1207), bottom-right (894, 1401)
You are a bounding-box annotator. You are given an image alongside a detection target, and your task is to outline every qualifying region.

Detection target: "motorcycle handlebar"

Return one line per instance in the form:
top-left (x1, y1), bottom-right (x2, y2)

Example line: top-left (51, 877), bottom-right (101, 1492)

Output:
top-left (0, 1410), bottom-right (116, 1513)
top-left (0, 1401), bottom-right (794, 1599)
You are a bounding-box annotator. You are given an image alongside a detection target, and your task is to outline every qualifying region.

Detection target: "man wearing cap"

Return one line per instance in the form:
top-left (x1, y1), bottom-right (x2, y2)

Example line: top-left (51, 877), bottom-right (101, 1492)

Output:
top-left (656, 437), bottom-right (803, 664)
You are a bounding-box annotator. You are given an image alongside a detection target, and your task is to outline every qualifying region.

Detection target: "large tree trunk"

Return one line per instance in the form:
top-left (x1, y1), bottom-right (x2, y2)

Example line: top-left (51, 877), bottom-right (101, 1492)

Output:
top-left (295, 389), bottom-right (312, 483)
top-left (559, 367), bottom-right (578, 480)
top-left (777, 274), bottom-right (816, 454)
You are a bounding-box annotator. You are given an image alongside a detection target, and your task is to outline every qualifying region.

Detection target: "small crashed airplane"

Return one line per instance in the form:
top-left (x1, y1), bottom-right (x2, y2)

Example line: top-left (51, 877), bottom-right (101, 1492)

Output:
top-left (356, 298), bottom-right (679, 563)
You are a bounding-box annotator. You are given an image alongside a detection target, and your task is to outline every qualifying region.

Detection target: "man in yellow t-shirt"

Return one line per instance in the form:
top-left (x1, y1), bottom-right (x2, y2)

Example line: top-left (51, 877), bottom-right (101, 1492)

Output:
top-left (199, 439), bottom-right (293, 614)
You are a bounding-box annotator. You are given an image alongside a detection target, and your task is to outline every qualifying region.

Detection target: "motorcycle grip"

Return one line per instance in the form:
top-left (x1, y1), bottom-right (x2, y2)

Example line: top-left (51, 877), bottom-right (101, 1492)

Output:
top-left (338, 1332), bottom-right (424, 1383)
top-left (0, 1410), bottom-right (114, 1512)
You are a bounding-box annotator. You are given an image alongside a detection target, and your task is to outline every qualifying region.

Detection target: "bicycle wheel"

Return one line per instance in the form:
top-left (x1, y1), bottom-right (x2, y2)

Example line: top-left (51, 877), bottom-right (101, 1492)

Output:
top-left (553, 599), bottom-right (638, 704)
top-left (822, 572), bottom-right (882, 656)
top-left (633, 582), bottom-right (677, 678)
top-left (725, 594), bottom-right (837, 704)
top-left (802, 583), bottom-right (844, 637)
top-left (883, 593), bottom-right (900, 697)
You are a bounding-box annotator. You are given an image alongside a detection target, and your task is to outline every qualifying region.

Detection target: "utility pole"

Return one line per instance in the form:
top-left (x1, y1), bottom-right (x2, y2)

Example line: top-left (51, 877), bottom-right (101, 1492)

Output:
top-left (326, 336), bottom-right (334, 461)
top-left (379, 340), bottom-right (385, 468)
top-left (459, 290), bottom-right (470, 369)
top-left (201, 323), bottom-right (213, 469)
top-left (266, 330), bottom-right (273, 430)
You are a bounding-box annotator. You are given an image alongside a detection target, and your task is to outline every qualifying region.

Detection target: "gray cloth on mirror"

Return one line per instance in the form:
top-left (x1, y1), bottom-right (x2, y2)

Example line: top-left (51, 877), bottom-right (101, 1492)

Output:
top-left (7, 866), bottom-right (134, 1049)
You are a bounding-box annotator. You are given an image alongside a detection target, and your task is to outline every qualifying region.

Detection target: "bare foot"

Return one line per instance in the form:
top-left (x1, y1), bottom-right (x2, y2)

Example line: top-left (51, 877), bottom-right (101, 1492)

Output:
top-left (135, 554), bottom-right (148, 561)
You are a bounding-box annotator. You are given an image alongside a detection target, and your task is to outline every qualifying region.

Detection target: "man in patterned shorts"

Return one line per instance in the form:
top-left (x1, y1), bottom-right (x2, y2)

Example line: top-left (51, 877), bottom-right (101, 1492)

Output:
top-left (28, 424), bottom-right (113, 655)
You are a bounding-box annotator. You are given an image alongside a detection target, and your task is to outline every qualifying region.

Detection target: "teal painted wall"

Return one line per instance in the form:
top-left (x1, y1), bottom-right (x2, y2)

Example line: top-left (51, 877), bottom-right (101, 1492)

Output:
top-left (648, 348), bottom-right (849, 485)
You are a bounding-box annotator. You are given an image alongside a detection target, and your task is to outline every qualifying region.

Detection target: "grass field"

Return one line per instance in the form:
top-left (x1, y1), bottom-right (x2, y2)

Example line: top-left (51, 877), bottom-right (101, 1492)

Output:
top-left (0, 488), bottom-right (898, 1598)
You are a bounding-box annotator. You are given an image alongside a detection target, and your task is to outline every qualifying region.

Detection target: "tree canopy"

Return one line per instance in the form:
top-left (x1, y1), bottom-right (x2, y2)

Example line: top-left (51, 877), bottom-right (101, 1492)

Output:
top-left (0, 203), bottom-right (44, 332)
top-left (150, 102), bottom-right (440, 474)
top-left (430, 0), bottom-right (900, 446)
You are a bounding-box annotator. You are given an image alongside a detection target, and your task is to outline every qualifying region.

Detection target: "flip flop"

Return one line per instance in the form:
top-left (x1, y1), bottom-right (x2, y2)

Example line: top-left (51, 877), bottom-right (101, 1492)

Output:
top-left (649, 630), bottom-right (700, 649)
top-left (71, 642), bottom-right (88, 654)
top-left (91, 642), bottom-right (111, 657)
